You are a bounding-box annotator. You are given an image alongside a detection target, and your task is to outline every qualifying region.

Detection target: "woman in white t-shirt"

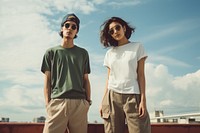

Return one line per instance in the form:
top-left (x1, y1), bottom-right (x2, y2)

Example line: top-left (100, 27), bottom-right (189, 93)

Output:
top-left (99, 17), bottom-right (151, 133)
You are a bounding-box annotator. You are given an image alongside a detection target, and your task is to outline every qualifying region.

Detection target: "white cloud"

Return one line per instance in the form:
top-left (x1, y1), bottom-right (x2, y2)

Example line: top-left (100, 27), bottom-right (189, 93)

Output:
top-left (92, 0), bottom-right (107, 4)
top-left (0, 85), bottom-right (45, 121)
top-left (146, 63), bottom-right (173, 85)
top-left (0, 0), bottom-right (59, 89)
top-left (108, 0), bottom-right (142, 7)
top-left (46, 0), bottom-right (96, 14)
top-left (0, 0), bottom-right (57, 121)
top-left (146, 63), bottom-right (200, 116)
top-left (0, 85), bottom-right (43, 107)
top-left (172, 70), bottom-right (200, 90)
top-left (160, 100), bottom-right (173, 106)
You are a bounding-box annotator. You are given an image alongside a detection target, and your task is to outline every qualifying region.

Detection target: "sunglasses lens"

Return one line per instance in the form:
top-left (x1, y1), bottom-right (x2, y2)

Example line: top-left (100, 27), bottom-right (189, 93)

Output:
top-left (65, 23), bottom-right (70, 29)
top-left (109, 29), bottom-right (114, 35)
top-left (116, 25), bottom-right (121, 31)
top-left (64, 23), bottom-right (77, 30)
top-left (109, 25), bottom-right (121, 35)
top-left (71, 25), bottom-right (77, 30)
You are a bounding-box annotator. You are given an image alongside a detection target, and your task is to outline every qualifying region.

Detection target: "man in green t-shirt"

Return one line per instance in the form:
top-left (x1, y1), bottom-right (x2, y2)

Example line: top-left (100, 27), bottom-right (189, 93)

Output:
top-left (41, 13), bottom-right (91, 133)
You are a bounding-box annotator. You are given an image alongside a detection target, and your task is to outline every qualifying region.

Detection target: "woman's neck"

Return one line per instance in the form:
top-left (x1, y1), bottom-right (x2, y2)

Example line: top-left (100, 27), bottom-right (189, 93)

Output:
top-left (118, 37), bottom-right (130, 46)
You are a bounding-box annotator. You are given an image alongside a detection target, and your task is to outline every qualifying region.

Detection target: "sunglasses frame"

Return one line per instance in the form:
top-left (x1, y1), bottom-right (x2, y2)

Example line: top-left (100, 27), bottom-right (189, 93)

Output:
top-left (64, 23), bottom-right (77, 30)
top-left (108, 25), bottom-right (121, 35)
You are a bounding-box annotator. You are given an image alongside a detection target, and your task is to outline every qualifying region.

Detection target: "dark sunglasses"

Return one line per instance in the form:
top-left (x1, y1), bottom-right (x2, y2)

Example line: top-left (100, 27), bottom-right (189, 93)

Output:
top-left (108, 25), bottom-right (121, 35)
top-left (64, 23), bottom-right (77, 30)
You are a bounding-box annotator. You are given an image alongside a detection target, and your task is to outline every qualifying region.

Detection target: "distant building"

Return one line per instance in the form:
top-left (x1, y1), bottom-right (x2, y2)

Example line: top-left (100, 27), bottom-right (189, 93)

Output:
top-left (155, 110), bottom-right (165, 123)
top-left (151, 110), bottom-right (200, 124)
top-left (33, 116), bottom-right (46, 123)
top-left (0, 117), bottom-right (9, 122)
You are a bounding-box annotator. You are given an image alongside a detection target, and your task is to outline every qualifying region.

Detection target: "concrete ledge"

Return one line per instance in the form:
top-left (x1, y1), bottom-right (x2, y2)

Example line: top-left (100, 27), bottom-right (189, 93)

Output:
top-left (151, 123), bottom-right (200, 133)
top-left (0, 123), bottom-right (200, 133)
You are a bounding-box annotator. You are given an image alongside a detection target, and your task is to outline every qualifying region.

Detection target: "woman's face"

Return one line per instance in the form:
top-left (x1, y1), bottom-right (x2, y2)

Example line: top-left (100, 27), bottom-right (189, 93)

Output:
top-left (108, 22), bottom-right (126, 41)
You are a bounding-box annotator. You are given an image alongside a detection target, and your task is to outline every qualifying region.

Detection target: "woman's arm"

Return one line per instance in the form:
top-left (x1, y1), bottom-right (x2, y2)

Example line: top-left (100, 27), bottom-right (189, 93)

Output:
top-left (100, 67), bottom-right (110, 117)
top-left (137, 57), bottom-right (147, 118)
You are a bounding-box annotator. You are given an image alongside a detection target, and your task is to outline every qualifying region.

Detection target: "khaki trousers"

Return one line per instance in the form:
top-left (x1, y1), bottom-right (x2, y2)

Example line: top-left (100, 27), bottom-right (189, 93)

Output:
top-left (102, 90), bottom-right (151, 133)
top-left (43, 99), bottom-right (90, 133)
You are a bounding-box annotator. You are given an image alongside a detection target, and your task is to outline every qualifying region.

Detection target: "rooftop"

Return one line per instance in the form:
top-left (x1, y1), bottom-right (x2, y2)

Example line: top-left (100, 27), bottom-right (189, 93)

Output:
top-left (1, 123), bottom-right (200, 133)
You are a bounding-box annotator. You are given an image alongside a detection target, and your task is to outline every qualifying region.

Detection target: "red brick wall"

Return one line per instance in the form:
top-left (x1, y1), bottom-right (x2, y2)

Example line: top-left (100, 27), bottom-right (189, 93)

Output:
top-left (0, 123), bottom-right (200, 133)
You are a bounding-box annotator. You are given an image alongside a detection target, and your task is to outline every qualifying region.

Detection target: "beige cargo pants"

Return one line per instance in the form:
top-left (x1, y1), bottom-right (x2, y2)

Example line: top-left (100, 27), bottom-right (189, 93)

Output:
top-left (43, 99), bottom-right (90, 133)
top-left (102, 90), bottom-right (151, 133)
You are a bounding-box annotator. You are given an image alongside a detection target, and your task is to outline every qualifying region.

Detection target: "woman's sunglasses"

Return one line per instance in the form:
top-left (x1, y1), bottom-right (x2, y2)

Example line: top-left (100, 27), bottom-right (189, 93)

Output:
top-left (64, 23), bottom-right (77, 30)
top-left (108, 25), bottom-right (121, 35)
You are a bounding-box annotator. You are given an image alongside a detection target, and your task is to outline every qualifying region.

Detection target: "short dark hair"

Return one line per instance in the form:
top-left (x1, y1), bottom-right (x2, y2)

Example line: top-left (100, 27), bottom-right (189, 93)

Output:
top-left (100, 17), bottom-right (135, 47)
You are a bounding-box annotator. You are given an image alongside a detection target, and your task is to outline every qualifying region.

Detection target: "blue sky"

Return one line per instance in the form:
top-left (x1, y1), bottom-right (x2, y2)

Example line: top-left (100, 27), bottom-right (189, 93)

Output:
top-left (0, 0), bottom-right (200, 123)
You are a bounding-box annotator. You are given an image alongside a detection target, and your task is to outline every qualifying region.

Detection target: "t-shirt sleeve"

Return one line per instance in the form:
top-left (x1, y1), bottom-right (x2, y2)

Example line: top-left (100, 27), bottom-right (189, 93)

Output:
top-left (84, 51), bottom-right (91, 74)
top-left (103, 51), bottom-right (110, 68)
top-left (41, 50), bottom-right (51, 73)
top-left (137, 44), bottom-right (148, 61)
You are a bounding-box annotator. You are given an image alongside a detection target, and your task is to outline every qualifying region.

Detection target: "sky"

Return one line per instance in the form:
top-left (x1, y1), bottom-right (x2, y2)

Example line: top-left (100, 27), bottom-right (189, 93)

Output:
top-left (0, 0), bottom-right (200, 123)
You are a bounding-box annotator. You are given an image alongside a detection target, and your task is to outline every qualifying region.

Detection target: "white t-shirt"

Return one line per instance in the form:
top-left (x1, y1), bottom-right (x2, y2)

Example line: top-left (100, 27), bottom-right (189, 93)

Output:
top-left (103, 42), bottom-right (147, 94)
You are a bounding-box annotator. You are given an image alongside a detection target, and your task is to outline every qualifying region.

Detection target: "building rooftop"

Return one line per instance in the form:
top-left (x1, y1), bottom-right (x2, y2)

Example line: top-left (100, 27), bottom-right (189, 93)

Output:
top-left (1, 123), bottom-right (200, 133)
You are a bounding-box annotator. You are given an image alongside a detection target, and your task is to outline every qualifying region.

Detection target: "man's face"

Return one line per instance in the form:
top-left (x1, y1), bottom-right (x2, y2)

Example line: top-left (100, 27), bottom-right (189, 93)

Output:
top-left (61, 21), bottom-right (78, 39)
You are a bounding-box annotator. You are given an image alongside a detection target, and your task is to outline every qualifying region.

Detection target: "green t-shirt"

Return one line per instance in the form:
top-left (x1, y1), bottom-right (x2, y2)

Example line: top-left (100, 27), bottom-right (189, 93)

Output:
top-left (41, 45), bottom-right (91, 99)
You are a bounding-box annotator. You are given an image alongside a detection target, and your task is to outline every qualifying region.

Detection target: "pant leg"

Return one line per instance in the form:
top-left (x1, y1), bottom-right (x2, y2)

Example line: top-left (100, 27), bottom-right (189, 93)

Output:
top-left (110, 90), bottom-right (126, 133)
top-left (43, 99), bottom-right (68, 133)
top-left (139, 112), bottom-right (151, 133)
top-left (135, 95), bottom-right (151, 133)
top-left (123, 94), bottom-right (140, 133)
top-left (102, 91), bottom-right (113, 133)
top-left (102, 90), bottom-right (126, 133)
top-left (68, 99), bottom-right (90, 133)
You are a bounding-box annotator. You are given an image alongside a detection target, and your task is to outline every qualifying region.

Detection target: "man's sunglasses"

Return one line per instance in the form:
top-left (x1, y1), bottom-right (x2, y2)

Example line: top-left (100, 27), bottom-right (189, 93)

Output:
top-left (64, 23), bottom-right (77, 30)
top-left (108, 25), bottom-right (121, 35)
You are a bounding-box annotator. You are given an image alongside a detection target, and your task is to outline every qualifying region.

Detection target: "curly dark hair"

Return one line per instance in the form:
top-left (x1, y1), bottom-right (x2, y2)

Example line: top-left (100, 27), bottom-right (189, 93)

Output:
top-left (100, 17), bottom-right (135, 47)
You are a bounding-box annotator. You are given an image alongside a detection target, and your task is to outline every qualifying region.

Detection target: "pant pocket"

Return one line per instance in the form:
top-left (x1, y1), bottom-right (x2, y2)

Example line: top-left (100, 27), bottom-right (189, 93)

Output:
top-left (102, 105), bottom-right (110, 119)
top-left (101, 91), bottom-right (110, 119)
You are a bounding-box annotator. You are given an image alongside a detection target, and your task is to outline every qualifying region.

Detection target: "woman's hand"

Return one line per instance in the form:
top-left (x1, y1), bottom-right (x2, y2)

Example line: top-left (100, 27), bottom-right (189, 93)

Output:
top-left (99, 105), bottom-right (103, 117)
top-left (139, 100), bottom-right (146, 118)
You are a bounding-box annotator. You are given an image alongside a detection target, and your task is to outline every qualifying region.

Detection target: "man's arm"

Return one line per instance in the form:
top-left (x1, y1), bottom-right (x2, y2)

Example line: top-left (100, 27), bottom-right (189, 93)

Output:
top-left (44, 71), bottom-right (51, 106)
top-left (83, 74), bottom-right (91, 102)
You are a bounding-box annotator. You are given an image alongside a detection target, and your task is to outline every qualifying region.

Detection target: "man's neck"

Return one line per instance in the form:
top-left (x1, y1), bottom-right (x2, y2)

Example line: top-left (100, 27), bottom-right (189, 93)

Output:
top-left (61, 38), bottom-right (74, 48)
